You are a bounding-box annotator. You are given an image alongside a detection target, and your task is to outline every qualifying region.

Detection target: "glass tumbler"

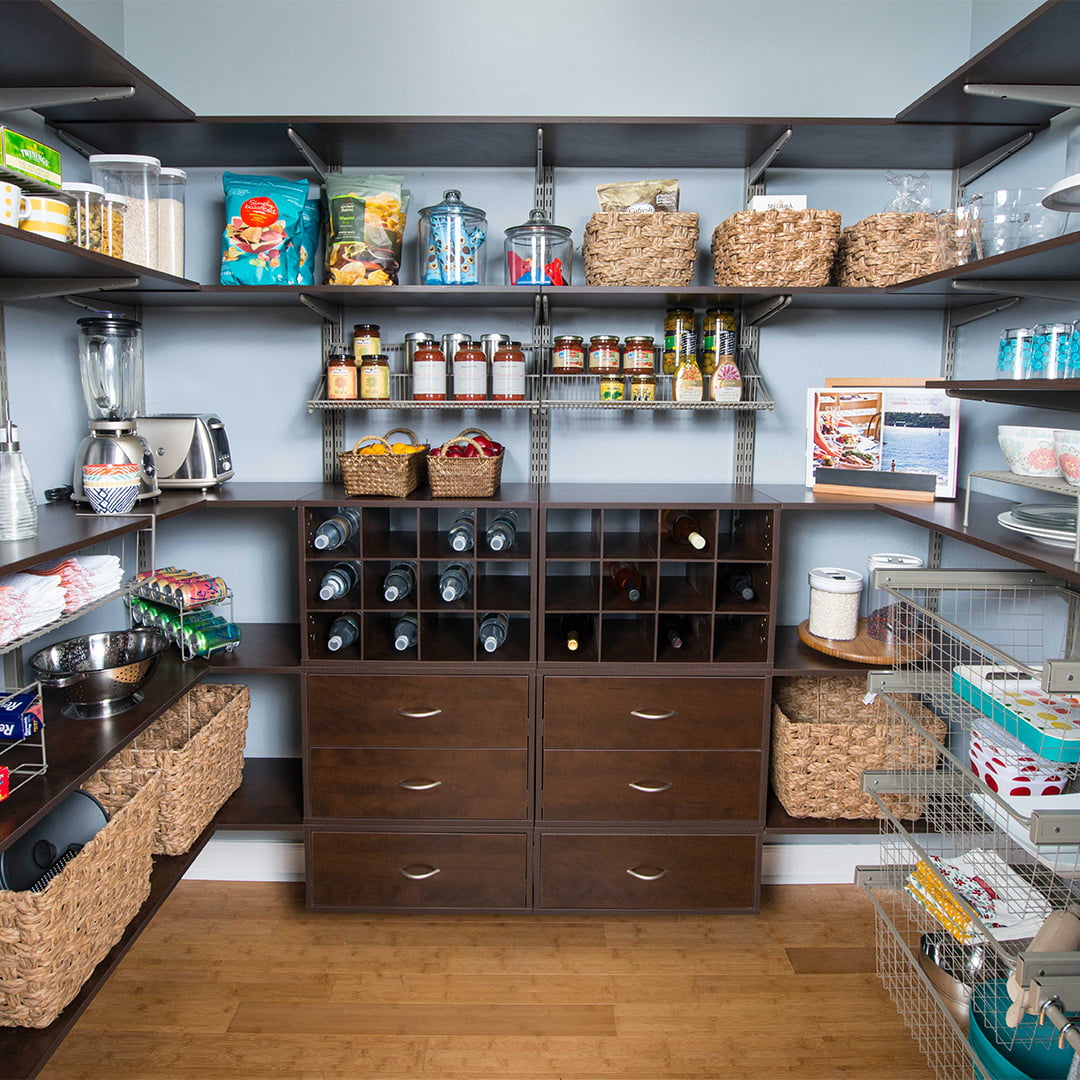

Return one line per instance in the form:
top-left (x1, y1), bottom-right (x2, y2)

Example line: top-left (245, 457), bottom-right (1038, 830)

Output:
top-left (996, 327), bottom-right (1033, 379)
top-left (1024, 323), bottom-right (1074, 379)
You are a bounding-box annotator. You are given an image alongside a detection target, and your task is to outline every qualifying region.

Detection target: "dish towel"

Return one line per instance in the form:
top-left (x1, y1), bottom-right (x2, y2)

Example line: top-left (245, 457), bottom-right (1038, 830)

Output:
top-left (28, 555), bottom-right (123, 612)
top-left (0, 573), bottom-right (66, 645)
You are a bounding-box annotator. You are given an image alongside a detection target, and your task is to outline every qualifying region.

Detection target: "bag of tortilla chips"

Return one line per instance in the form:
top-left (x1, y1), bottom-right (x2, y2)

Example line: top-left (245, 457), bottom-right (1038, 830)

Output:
top-left (220, 172), bottom-right (309, 285)
top-left (325, 173), bottom-right (408, 286)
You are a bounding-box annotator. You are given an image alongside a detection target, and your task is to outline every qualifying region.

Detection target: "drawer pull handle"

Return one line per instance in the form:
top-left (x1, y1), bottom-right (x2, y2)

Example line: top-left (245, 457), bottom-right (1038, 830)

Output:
top-left (397, 778), bottom-right (443, 791)
top-left (399, 864), bottom-right (441, 880)
top-left (629, 780), bottom-right (674, 793)
top-left (627, 865), bottom-right (669, 882)
top-left (630, 709), bottom-right (676, 721)
top-left (396, 708), bottom-right (443, 719)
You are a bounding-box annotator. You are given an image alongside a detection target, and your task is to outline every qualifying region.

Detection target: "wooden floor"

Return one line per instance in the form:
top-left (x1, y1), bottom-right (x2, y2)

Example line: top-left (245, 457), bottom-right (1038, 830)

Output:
top-left (38, 882), bottom-right (937, 1080)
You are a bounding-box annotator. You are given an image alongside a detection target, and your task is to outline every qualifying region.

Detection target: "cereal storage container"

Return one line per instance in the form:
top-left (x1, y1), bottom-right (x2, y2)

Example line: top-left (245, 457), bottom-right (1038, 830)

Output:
top-left (807, 566), bottom-right (863, 641)
top-left (88, 154), bottom-right (160, 269)
top-left (157, 167), bottom-right (186, 277)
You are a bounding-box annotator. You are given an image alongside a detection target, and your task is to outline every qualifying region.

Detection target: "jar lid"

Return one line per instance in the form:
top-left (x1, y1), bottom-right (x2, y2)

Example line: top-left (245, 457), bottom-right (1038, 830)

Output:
top-left (504, 207), bottom-right (572, 239)
top-left (102, 193), bottom-right (128, 205)
top-left (159, 167), bottom-right (187, 181)
top-left (808, 567), bottom-right (863, 593)
top-left (76, 315), bottom-right (142, 331)
top-left (329, 346), bottom-right (354, 360)
top-left (88, 154), bottom-right (162, 168)
top-left (419, 189), bottom-right (486, 221)
top-left (404, 332), bottom-right (435, 341)
top-left (866, 552), bottom-right (924, 571)
top-left (61, 182), bottom-right (105, 196)
top-left (353, 323), bottom-right (380, 332)
top-left (495, 341), bottom-right (522, 349)
top-left (360, 353), bottom-right (389, 361)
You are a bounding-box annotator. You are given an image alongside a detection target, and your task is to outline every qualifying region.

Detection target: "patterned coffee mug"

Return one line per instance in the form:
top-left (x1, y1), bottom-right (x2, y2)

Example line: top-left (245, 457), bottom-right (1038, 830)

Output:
top-left (19, 195), bottom-right (70, 242)
top-left (0, 182), bottom-right (20, 228)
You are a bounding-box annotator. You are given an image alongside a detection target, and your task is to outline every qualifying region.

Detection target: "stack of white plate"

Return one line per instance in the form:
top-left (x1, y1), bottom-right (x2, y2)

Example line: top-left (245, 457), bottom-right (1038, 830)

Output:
top-left (997, 503), bottom-right (1078, 548)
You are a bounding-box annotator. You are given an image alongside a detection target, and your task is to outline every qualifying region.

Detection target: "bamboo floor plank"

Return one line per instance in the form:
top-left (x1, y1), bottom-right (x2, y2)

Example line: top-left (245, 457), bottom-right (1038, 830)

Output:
top-left (37, 882), bottom-right (937, 1080)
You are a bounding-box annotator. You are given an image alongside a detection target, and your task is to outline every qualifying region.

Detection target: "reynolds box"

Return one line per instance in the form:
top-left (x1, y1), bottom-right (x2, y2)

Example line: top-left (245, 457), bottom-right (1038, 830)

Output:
top-left (0, 691), bottom-right (42, 741)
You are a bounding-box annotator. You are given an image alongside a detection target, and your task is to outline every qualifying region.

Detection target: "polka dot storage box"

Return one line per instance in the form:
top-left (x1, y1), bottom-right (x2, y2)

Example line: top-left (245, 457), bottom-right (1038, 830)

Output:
top-left (969, 721), bottom-right (1067, 795)
top-left (952, 664), bottom-right (1080, 763)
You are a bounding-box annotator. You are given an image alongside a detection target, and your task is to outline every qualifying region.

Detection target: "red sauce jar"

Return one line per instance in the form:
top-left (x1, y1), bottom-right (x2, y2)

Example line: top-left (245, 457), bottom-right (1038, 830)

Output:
top-left (588, 335), bottom-right (621, 374)
top-left (492, 340), bottom-right (526, 401)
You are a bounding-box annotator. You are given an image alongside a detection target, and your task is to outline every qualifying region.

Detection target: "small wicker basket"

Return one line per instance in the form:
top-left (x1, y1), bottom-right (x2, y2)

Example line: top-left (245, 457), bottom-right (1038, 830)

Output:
top-left (427, 427), bottom-right (503, 498)
top-left (0, 770), bottom-right (162, 1028)
top-left (711, 208), bottom-right (841, 287)
top-left (337, 427), bottom-right (428, 498)
top-left (833, 212), bottom-right (941, 287)
top-left (771, 676), bottom-right (946, 820)
top-left (583, 211), bottom-right (699, 286)
top-left (83, 684), bottom-right (250, 856)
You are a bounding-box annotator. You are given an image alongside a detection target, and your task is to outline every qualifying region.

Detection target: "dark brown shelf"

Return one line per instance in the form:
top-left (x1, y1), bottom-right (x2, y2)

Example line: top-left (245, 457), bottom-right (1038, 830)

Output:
top-left (764, 790), bottom-right (884, 836)
top-left (215, 757), bottom-right (303, 829)
top-left (925, 378), bottom-right (1080, 411)
top-left (208, 623), bottom-right (300, 673)
top-left (772, 625), bottom-right (883, 676)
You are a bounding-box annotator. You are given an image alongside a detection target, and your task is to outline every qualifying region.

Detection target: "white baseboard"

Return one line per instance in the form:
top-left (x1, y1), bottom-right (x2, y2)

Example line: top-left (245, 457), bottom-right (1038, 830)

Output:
top-left (183, 836), bottom-right (880, 887)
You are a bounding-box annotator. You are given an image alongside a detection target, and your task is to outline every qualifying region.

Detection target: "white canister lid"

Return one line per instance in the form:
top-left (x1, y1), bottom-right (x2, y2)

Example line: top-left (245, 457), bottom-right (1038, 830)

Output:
top-left (867, 552), bottom-right (925, 572)
top-left (808, 567), bottom-right (864, 593)
top-left (159, 167), bottom-right (187, 181)
top-left (88, 154), bottom-right (162, 168)
top-left (102, 192), bottom-right (128, 205)
top-left (61, 182), bottom-right (105, 196)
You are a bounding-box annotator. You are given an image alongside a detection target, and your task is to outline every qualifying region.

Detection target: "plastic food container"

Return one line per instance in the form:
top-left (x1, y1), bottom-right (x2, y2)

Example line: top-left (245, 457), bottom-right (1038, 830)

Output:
top-left (807, 567), bottom-right (863, 641)
top-left (88, 154), bottom-right (160, 269)
top-left (418, 189), bottom-right (487, 285)
top-left (157, 167), bottom-right (186, 277)
top-left (504, 208), bottom-right (573, 285)
top-left (61, 182), bottom-right (105, 253)
top-left (102, 193), bottom-right (126, 260)
top-left (865, 552), bottom-right (924, 643)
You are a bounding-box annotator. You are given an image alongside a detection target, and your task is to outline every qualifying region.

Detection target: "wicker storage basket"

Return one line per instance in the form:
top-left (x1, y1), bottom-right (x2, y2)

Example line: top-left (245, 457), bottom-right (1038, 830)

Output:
top-left (427, 428), bottom-right (504, 498)
top-left (771, 676), bottom-right (946, 820)
top-left (83, 684), bottom-right (249, 856)
top-left (0, 769), bottom-right (162, 1027)
top-left (583, 211), bottom-right (699, 286)
top-left (711, 209), bottom-right (842, 287)
top-left (337, 427), bottom-right (428, 498)
top-left (833, 212), bottom-right (941, 287)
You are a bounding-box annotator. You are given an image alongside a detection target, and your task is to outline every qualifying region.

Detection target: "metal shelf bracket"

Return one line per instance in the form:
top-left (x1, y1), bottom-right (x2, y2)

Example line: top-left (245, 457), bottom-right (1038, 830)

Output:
top-left (298, 293), bottom-right (341, 323)
top-left (0, 86), bottom-right (134, 113)
top-left (949, 295), bottom-right (1021, 327)
top-left (958, 131), bottom-right (1035, 190)
top-left (746, 128), bottom-right (792, 191)
top-left (743, 295), bottom-right (792, 327)
top-left (287, 128), bottom-right (329, 180)
top-left (963, 83), bottom-right (1080, 110)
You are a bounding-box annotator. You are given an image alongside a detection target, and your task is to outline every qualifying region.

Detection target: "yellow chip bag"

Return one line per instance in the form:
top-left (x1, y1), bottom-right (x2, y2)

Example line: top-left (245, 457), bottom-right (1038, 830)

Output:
top-left (325, 173), bottom-right (409, 286)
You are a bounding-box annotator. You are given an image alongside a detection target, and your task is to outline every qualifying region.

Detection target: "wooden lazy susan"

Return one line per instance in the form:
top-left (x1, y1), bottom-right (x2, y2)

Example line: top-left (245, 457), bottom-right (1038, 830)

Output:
top-left (797, 618), bottom-right (927, 665)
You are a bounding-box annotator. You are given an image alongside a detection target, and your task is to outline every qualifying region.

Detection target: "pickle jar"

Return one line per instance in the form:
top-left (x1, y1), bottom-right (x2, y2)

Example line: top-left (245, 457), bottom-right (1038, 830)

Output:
top-left (701, 307), bottom-right (737, 376)
top-left (663, 307), bottom-right (696, 375)
top-left (599, 375), bottom-right (625, 401)
top-left (61, 182), bottom-right (105, 252)
top-left (552, 335), bottom-right (585, 374)
top-left (504, 208), bottom-right (573, 285)
top-left (622, 335), bottom-right (655, 373)
top-left (588, 335), bottom-right (621, 374)
top-left (418, 189), bottom-right (488, 285)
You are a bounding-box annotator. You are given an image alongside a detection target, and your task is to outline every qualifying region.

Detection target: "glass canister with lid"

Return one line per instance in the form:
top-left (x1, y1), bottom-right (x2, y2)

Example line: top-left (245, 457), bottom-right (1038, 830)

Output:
top-left (88, 154), bottom-right (161, 269)
top-left (865, 552), bottom-right (924, 644)
top-left (418, 189), bottom-right (488, 285)
top-left (504, 208), bottom-right (573, 285)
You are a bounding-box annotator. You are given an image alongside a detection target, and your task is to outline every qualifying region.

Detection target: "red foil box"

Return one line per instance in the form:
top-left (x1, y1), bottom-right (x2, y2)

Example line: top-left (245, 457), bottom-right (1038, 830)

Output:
top-left (0, 766), bottom-right (12, 801)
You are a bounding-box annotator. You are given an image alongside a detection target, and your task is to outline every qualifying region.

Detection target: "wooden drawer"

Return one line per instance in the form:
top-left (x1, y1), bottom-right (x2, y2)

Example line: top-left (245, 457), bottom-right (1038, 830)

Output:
top-left (309, 831), bottom-right (528, 910)
top-left (541, 750), bottom-right (761, 821)
top-left (307, 674), bottom-right (529, 747)
top-left (308, 747), bottom-right (529, 820)
top-left (538, 833), bottom-right (759, 911)
top-left (543, 677), bottom-right (765, 749)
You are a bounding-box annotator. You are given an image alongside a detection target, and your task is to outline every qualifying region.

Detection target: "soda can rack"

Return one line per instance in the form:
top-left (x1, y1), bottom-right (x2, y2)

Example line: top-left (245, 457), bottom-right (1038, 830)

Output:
top-left (0, 682), bottom-right (48, 800)
top-left (127, 576), bottom-right (241, 662)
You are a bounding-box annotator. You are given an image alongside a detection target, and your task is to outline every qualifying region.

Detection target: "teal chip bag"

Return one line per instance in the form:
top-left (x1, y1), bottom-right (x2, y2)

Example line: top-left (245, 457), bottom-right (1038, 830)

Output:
top-left (220, 172), bottom-right (309, 285)
top-left (292, 199), bottom-right (322, 285)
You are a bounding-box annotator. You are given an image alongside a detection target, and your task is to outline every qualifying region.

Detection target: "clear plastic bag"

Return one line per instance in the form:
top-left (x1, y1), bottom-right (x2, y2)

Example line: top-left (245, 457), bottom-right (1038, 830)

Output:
top-left (884, 171), bottom-right (933, 213)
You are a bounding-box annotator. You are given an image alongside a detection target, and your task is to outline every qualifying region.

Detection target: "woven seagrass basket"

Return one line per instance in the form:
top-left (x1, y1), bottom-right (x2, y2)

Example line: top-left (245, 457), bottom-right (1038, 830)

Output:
top-left (427, 428), bottom-right (503, 498)
top-left (0, 770), bottom-right (162, 1027)
top-left (337, 427), bottom-right (428, 498)
top-left (833, 212), bottom-right (942, 287)
top-left (711, 209), bottom-right (841, 287)
top-left (771, 676), bottom-right (946, 820)
top-left (583, 211), bottom-right (699, 286)
top-left (83, 684), bottom-right (249, 856)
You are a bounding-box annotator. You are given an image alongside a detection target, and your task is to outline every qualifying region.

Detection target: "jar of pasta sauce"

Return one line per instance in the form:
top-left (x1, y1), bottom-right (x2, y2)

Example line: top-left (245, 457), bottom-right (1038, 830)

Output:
top-left (413, 344), bottom-right (447, 400)
top-left (588, 335), bottom-right (621, 374)
top-left (622, 335), bottom-right (655, 373)
top-left (492, 340), bottom-right (526, 401)
top-left (552, 335), bottom-right (585, 374)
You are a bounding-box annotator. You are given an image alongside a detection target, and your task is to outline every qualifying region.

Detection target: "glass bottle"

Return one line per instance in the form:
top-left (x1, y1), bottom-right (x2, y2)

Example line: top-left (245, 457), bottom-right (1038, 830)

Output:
top-left (663, 509), bottom-right (707, 550)
top-left (673, 354), bottom-right (704, 402)
top-left (359, 352), bottom-right (391, 401)
top-left (318, 560), bottom-right (361, 601)
top-left (326, 345), bottom-right (357, 400)
top-left (382, 561), bottom-right (416, 602)
top-left (491, 341), bottom-right (526, 401)
top-left (439, 562), bottom-right (473, 602)
top-left (448, 510), bottom-right (476, 552)
top-left (326, 614), bottom-right (360, 652)
top-left (486, 509), bottom-right (519, 552)
top-left (413, 344), bottom-right (447, 401)
top-left (313, 507), bottom-right (361, 551)
top-left (452, 340), bottom-right (487, 401)
top-left (479, 612), bottom-right (510, 653)
top-left (393, 614), bottom-right (418, 652)
top-left (0, 423), bottom-right (36, 541)
top-left (610, 563), bottom-right (643, 602)
top-left (661, 617), bottom-right (686, 650)
top-left (559, 614), bottom-right (591, 653)
top-left (723, 567), bottom-right (755, 601)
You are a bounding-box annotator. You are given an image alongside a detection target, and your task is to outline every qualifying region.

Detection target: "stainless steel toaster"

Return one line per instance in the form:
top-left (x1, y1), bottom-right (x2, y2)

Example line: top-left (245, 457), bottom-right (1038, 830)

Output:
top-left (137, 414), bottom-right (234, 489)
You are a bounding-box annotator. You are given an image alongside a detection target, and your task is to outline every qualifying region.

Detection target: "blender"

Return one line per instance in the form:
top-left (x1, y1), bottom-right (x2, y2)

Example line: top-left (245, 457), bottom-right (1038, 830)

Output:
top-left (71, 316), bottom-right (159, 502)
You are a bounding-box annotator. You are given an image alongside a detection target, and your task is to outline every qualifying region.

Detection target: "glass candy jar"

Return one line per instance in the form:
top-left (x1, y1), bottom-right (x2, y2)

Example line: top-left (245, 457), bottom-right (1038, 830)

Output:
top-left (504, 208), bottom-right (573, 285)
top-left (417, 189), bottom-right (487, 285)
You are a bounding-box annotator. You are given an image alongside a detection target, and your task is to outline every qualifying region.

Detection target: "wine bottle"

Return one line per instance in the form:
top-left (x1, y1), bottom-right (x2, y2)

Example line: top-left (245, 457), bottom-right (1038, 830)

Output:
top-left (382, 561), bottom-right (416, 602)
top-left (479, 612), bottom-right (509, 653)
top-left (313, 507), bottom-right (361, 551)
top-left (610, 562), bottom-right (643, 602)
top-left (393, 614), bottom-right (418, 652)
top-left (318, 560), bottom-right (361, 601)
top-left (723, 567), bottom-right (755, 601)
top-left (661, 617), bottom-right (686, 650)
top-left (486, 509), bottom-right (519, 552)
top-left (447, 510), bottom-right (476, 552)
top-left (559, 614), bottom-right (592, 653)
top-left (326, 614), bottom-right (360, 652)
top-left (663, 509), bottom-right (707, 551)
top-left (439, 562), bottom-right (473, 602)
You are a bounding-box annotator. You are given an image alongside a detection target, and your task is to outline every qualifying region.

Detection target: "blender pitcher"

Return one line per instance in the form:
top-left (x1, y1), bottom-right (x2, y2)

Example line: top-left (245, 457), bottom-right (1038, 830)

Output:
top-left (77, 316), bottom-right (144, 422)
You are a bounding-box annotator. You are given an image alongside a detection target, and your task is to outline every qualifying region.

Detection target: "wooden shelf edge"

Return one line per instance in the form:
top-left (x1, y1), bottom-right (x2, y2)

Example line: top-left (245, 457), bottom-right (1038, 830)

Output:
top-left (215, 758), bottom-right (302, 829)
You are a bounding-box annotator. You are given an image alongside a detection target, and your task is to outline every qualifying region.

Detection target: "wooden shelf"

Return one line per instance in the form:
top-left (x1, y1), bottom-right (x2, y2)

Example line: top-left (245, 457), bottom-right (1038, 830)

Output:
top-left (764, 790), bottom-right (884, 836)
top-left (773, 625), bottom-right (884, 676)
top-left (926, 378), bottom-right (1080, 411)
top-left (215, 757), bottom-right (303, 829)
top-left (207, 623), bottom-right (300, 673)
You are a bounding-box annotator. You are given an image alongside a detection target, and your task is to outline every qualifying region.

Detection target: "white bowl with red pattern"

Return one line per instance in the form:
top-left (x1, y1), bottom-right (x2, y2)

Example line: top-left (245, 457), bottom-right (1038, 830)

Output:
top-left (998, 425), bottom-right (1063, 478)
top-left (969, 725), bottom-right (1067, 797)
top-left (1053, 429), bottom-right (1080, 487)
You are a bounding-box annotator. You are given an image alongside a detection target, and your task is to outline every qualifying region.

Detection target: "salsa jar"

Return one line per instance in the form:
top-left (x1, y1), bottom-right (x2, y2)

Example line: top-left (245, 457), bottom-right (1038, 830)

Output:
top-left (588, 335), bottom-right (621, 374)
top-left (327, 345), bottom-right (357, 400)
top-left (622, 335), bottom-right (655, 373)
top-left (359, 352), bottom-right (391, 400)
top-left (552, 335), bottom-right (585, 374)
top-left (628, 373), bottom-right (656, 401)
top-left (492, 340), bottom-right (526, 400)
top-left (353, 323), bottom-right (381, 363)
top-left (663, 307), bottom-right (696, 375)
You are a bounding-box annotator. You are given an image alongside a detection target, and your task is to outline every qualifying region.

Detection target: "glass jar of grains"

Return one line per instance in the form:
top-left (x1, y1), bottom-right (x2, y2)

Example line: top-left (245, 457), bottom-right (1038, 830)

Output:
top-left (588, 335), bottom-right (621, 374)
